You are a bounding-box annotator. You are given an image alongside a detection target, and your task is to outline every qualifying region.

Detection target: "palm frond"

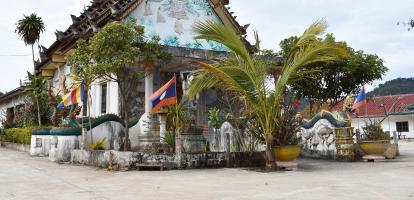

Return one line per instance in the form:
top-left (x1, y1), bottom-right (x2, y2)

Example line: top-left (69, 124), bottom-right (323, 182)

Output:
top-left (15, 14), bottom-right (45, 45)
top-left (193, 20), bottom-right (252, 66)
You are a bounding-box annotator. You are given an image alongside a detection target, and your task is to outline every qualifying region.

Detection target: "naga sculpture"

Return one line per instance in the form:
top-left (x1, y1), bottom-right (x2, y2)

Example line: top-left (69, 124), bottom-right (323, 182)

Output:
top-left (299, 101), bottom-right (352, 159)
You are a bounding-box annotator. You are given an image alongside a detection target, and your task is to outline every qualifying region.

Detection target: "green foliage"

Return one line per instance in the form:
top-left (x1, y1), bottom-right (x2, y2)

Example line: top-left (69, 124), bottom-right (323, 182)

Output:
top-left (23, 72), bottom-right (49, 127)
top-left (15, 13), bottom-right (45, 45)
top-left (367, 78), bottom-right (414, 97)
top-left (162, 131), bottom-right (175, 154)
top-left (208, 107), bottom-right (224, 129)
top-left (274, 103), bottom-right (301, 146)
top-left (68, 19), bottom-right (170, 151)
top-left (189, 20), bottom-right (349, 164)
top-left (281, 33), bottom-right (387, 107)
top-left (362, 120), bottom-right (390, 141)
top-left (89, 138), bottom-right (107, 150)
top-left (67, 39), bottom-right (98, 89)
top-left (4, 128), bottom-right (32, 144)
top-left (167, 102), bottom-right (189, 134)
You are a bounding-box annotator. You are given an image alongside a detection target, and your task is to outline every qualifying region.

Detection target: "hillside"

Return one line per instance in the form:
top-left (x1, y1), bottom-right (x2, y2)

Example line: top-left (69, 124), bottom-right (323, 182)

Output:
top-left (367, 78), bottom-right (414, 97)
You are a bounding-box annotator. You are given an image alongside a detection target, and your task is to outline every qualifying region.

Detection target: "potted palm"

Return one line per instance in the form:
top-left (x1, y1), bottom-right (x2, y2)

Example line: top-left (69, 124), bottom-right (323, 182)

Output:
top-left (273, 101), bottom-right (302, 161)
top-left (359, 120), bottom-right (390, 155)
top-left (188, 20), bottom-right (348, 168)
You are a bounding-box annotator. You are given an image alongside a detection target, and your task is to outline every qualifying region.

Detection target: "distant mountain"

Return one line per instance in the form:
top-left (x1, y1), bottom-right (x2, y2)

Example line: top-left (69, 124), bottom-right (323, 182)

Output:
top-left (367, 78), bottom-right (414, 97)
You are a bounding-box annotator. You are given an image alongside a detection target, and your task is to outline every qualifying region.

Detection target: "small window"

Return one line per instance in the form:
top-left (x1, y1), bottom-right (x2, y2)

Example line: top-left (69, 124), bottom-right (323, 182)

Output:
top-left (396, 121), bottom-right (409, 132)
top-left (101, 83), bottom-right (107, 114)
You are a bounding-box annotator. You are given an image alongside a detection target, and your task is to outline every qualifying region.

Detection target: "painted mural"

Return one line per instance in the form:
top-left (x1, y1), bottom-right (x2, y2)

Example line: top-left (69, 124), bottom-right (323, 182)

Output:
top-left (129, 0), bottom-right (228, 51)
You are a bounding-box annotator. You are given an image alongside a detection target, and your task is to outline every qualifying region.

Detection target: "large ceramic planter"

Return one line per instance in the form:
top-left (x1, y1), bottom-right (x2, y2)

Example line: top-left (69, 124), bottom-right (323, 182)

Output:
top-left (274, 145), bottom-right (301, 161)
top-left (358, 140), bottom-right (390, 155)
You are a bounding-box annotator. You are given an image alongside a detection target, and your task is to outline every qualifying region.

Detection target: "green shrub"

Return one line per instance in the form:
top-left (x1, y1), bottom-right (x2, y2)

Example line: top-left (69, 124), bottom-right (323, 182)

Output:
top-left (4, 128), bottom-right (32, 144)
top-left (362, 120), bottom-right (390, 141)
top-left (89, 138), bottom-right (107, 150)
top-left (162, 131), bottom-right (175, 154)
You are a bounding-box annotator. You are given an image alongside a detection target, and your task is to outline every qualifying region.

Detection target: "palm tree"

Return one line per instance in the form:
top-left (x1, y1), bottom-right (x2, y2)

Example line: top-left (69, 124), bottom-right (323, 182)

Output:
top-left (16, 14), bottom-right (45, 74)
top-left (24, 72), bottom-right (47, 127)
top-left (188, 20), bottom-right (349, 168)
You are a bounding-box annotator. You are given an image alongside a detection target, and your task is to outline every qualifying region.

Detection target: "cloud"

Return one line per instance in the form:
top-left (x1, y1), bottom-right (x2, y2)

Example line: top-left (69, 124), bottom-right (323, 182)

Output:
top-left (230, 0), bottom-right (414, 91)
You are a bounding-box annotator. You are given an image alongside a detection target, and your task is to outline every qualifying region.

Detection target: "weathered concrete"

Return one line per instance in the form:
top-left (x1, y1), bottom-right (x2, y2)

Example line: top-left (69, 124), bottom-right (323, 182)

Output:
top-left (1, 142), bottom-right (414, 199)
top-left (1, 141), bottom-right (30, 153)
top-left (30, 135), bottom-right (51, 156)
top-left (49, 135), bottom-right (80, 162)
top-left (71, 150), bottom-right (265, 169)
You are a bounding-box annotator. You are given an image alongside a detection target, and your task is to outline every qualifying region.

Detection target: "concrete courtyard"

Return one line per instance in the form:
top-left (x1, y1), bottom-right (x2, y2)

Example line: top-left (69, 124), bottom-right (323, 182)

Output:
top-left (1, 143), bottom-right (414, 200)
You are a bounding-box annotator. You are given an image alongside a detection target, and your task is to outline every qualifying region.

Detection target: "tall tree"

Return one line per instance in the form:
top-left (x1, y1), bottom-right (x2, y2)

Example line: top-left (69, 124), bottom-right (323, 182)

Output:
top-left (23, 72), bottom-right (47, 126)
top-left (67, 39), bottom-right (100, 144)
top-left (188, 20), bottom-right (349, 168)
top-left (280, 34), bottom-right (387, 111)
top-left (15, 14), bottom-right (45, 74)
top-left (70, 20), bottom-right (168, 151)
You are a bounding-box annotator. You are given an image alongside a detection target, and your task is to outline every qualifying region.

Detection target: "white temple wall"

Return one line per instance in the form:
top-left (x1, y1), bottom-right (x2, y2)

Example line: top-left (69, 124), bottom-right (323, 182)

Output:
top-left (351, 115), bottom-right (414, 138)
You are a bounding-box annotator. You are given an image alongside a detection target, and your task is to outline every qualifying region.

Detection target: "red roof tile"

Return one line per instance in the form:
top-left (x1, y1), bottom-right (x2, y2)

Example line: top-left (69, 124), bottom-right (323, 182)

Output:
top-left (334, 93), bottom-right (414, 118)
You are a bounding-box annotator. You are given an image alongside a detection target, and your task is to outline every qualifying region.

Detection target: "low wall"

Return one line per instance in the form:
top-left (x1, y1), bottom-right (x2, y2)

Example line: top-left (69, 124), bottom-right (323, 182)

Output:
top-left (1, 142), bottom-right (30, 153)
top-left (30, 135), bottom-right (51, 157)
top-left (49, 135), bottom-right (80, 162)
top-left (71, 150), bottom-right (265, 170)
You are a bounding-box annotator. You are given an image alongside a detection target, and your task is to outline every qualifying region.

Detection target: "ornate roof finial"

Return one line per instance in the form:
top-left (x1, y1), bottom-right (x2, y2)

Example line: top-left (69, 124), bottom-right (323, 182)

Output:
top-left (54, 30), bottom-right (65, 40)
top-left (70, 14), bottom-right (80, 25)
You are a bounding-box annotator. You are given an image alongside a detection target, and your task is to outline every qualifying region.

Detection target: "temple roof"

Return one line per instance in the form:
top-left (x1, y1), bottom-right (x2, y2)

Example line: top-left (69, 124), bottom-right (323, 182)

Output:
top-left (36, 0), bottom-right (250, 74)
top-left (0, 87), bottom-right (25, 105)
top-left (333, 93), bottom-right (414, 118)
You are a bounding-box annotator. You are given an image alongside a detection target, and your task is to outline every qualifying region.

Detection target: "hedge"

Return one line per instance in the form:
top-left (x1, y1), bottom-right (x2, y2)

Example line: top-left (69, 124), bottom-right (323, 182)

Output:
top-left (3, 128), bottom-right (32, 145)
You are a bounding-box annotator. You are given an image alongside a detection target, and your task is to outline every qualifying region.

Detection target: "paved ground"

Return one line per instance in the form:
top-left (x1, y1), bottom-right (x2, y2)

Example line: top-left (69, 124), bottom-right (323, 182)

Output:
top-left (1, 143), bottom-right (414, 200)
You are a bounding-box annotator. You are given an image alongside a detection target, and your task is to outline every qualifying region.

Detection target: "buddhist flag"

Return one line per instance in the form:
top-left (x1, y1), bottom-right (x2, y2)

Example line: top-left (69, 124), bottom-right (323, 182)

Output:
top-left (351, 85), bottom-right (366, 113)
top-left (57, 81), bottom-right (85, 109)
top-left (150, 76), bottom-right (177, 113)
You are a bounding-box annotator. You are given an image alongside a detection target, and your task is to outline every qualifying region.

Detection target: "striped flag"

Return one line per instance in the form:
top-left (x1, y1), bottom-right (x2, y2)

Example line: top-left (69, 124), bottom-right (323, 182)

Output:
top-left (351, 85), bottom-right (366, 113)
top-left (150, 76), bottom-right (177, 113)
top-left (57, 81), bottom-right (85, 109)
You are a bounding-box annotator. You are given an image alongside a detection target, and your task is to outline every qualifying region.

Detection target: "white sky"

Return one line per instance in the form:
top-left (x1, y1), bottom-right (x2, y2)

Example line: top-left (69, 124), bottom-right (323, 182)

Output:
top-left (0, 0), bottom-right (413, 93)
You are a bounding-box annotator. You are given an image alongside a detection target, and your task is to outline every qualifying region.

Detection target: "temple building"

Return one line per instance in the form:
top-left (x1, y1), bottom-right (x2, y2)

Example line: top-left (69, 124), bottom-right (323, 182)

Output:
top-left (33, 0), bottom-right (250, 150)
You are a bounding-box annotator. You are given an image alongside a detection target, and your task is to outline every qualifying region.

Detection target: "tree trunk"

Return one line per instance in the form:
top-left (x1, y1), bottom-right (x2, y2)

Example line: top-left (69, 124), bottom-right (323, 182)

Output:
top-left (88, 89), bottom-right (93, 144)
top-left (36, 97), bottom-right (41, 127)
top-left (31, 44), bottom-right (36, 76)
top-left (265, 136), bottom-right (276, 169)
top-left (119, 85), bottom-right (129, 152)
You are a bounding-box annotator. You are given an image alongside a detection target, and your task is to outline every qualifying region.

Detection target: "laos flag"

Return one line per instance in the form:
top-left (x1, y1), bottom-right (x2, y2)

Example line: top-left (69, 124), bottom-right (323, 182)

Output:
top-left (150, 76), bottom-right (177, 113)
top-left (351, 85), bottom-right (366, 113)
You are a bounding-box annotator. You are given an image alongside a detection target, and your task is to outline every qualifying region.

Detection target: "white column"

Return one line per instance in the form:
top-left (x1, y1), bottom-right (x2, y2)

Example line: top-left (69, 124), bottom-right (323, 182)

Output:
top-left (145, 73), bottom-right (153, 113)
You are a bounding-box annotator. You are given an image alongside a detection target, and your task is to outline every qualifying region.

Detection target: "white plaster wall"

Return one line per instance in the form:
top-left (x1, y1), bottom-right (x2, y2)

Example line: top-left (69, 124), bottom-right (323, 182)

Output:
top-left (351, 115), bottom-right (414, 138)
top-left (88, 80), bottom-right (119, 117)
top-left (49, 135), bottom-right (80, 162)
top-left (0, 94), bottom-right (27, 127)
top-left (30, 135), bottom-right (51, 156)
